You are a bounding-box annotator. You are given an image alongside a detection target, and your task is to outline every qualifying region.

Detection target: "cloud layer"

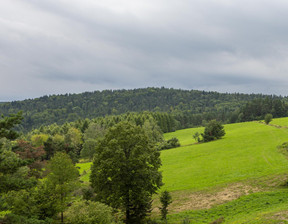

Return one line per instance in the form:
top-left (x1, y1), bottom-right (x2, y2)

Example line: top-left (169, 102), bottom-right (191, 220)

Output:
top-left (1, 0), bottom-right (288, 101)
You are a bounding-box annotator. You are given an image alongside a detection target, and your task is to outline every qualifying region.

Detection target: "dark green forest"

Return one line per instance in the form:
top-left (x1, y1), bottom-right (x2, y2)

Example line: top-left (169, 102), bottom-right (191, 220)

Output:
top-left (1, 87), bottom-right (288, 132)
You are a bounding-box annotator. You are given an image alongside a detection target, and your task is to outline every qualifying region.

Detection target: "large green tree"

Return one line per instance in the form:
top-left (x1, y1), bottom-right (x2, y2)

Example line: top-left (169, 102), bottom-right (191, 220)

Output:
top-left (90, 122), bottom-right (163, 224)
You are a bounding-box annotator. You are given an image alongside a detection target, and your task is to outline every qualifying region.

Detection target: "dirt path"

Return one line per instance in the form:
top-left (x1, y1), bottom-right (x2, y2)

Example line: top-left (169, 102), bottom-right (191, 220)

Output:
top-left (169, 183), bottom-right (260, 213)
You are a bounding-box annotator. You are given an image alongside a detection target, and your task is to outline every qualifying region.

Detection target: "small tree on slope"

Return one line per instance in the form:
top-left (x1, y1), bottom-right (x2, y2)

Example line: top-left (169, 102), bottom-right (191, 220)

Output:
top-left (201, 120), bottom-right (225, 142)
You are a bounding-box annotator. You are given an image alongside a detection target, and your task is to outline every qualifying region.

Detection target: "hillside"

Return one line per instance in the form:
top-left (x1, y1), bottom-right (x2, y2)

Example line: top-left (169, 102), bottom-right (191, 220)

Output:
top-left (162, 121), bottom-right (288, 192)
top-left (0, 87), bottom-right (287, 132)
top-left (161, 119), bottom-right (288, 223)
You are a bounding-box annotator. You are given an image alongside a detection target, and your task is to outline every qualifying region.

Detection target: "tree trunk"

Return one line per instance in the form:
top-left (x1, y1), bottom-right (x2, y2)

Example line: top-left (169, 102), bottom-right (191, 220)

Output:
top-left (61, 211), bottom-right (64, 224)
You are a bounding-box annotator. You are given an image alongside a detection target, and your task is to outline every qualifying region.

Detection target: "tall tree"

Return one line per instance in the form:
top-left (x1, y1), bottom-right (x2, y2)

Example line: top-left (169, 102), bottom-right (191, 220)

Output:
top-left (90, 122), bottom-right (163, 224)
top-left (159, 190), bottom-right (172, 223)
top-left (46, 152), bottom-right (79, 223)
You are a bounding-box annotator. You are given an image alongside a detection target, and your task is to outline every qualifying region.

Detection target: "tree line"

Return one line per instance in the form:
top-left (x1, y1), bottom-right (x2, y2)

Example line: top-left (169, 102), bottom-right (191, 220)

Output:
top-left (1, 87), bottom-right (287, 132)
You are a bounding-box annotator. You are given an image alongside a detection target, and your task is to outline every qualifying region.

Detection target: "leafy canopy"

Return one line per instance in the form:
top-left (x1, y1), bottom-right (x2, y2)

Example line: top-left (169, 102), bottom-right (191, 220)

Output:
top-left (90, 121), bottom-right (163, 224)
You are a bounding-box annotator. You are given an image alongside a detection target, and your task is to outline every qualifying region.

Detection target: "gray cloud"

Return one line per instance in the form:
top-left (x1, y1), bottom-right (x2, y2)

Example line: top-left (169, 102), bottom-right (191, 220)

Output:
top-left (1, 0), bottom-right (288, 101)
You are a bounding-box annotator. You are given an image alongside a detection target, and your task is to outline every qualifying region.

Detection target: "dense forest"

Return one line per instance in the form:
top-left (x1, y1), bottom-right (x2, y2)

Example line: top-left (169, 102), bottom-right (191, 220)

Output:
top-left (1, 87), bottom-right (288, 132)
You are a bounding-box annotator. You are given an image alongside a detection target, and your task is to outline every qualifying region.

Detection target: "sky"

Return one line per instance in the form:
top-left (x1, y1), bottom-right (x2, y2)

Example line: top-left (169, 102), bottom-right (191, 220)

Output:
top-left (2, 0), bottom-right (288, 101)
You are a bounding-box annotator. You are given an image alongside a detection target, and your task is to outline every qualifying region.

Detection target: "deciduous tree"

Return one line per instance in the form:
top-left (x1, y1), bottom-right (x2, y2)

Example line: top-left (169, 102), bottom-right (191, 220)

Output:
top-left (90, 122), bottom-right (163, 224)
top-left (46, 152), bottom-right (79, 223)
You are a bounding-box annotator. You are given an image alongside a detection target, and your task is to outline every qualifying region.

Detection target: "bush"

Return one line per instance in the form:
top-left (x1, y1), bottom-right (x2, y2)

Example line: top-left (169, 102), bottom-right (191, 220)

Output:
top-left (201, 120), bottom-right (225, 142)
top-left (159, 137), bottom-right (180, 150)
top-left (65, 200), bottom-right (116, 224)
top-left (264, 113), bottom-right (273, 124)
top-left (2, 214), bottom-right (52, 224)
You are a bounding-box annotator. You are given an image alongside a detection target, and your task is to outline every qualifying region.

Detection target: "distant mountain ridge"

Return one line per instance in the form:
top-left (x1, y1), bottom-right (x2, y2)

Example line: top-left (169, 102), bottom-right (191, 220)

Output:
top-left (0, 87), bottom-right (287, 131)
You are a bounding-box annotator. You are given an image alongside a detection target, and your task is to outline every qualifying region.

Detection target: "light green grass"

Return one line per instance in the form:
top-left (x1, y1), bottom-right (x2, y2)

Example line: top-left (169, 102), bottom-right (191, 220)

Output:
top-left (164, 127), bottom-right (204, 146)
top-left (166, 189), bottom-right (288, 223)
top-left (77, 162), bottom-right (92, 182)
top-left (161, 121), bottom-right (288, 192)
top-left (270, 117), bottom-right (288, 127)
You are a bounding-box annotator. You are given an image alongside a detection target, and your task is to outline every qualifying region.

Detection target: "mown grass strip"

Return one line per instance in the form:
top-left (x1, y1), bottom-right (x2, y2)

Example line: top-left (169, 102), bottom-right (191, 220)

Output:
top-left (166, 189), bottom-right (288, 224)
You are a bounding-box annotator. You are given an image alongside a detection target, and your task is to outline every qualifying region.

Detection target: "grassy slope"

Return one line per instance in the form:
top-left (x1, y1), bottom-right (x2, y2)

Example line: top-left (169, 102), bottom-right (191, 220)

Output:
top-left (170, 189), bottom-right (288, 223)
top-left (161, 119), bottom-right (288, 223)
top-left (162, 121), bottom-right (288, 192)
top-left (270, 117), bottom-right (288, 127)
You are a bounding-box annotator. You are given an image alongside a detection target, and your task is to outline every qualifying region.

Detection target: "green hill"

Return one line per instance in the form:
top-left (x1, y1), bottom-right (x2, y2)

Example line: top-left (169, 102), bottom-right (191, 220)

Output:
top-left (161, 121), bottom-right (288, 192)
top-left (161, 119), bottom-right (288, 223)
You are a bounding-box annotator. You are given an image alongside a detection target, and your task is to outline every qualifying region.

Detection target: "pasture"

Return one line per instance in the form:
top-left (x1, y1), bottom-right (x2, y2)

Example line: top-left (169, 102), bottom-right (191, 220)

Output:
top-left (162, 121), bottom-right (288, 192)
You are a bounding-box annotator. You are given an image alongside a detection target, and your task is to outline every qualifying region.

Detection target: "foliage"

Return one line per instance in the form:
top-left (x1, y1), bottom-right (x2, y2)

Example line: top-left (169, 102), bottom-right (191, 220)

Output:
top-left (239, 97), bottom-right (288, 122)
top-left (5, 178), bottom-right (62, 221)
top-left (90, 122), bottom-right (163, 224)
top-left (81, 123), bottom-right (106, 159)
top-left (159, 137), bottom-right (180, 150)
top-left (201, 120), bottom-right (225, 142)
top-left (2, 213), bottom-right (52, 224)
top-left (264, 113), bottom-right (273, 124)
top-left (13, 140), bottom-right (46, 178)
top-left (159, 190), bottom-right (172, 222)
top-left (192, 132), bottom-right (201, 142)
top-left (65, 200), bottom-right (115, 224)
top-left (46, 152), bottom-right (79, 223)
top-left (0, 139), bottom-right (36, 194)
top-left (30, 134), bottom-right (49, 147)
top-left (0, 111), bottom-right (23, 140)
top-left (2, 88), bottom-right (285, 133)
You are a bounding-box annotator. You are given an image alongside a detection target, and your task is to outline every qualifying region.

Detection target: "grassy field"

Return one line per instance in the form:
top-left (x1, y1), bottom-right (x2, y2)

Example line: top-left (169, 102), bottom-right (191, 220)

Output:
top-left (270, 117), bottom-right (288, 128)
top-left (161, 121), bottom-right (288, 192)
top-left (77, 118), bottom-right (288, 223)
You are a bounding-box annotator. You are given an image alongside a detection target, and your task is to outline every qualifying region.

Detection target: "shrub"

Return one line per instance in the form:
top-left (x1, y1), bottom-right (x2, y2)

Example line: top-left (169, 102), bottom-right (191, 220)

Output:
top-left (159, 137), bottom-right (180, 150)
top-left (264, 113), bottom-right (273, 124)
top-left (65, 200), bottom-right (115, 224)
top-left (201, 120), bottom-right (225, 142)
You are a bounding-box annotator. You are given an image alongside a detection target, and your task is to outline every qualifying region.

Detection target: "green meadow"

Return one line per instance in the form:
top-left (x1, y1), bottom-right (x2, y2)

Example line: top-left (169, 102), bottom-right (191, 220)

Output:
top-left (270, 117), bottom-right (288, 127)
top-left (77, 118), bottom-right (288, 223)
top-left (161, 121), bottom-right (288, 192)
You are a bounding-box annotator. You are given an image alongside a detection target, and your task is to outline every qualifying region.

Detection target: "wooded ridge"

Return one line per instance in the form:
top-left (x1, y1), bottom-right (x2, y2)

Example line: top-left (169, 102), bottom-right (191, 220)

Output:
top-left (0, 87), bottom-right (287, 132)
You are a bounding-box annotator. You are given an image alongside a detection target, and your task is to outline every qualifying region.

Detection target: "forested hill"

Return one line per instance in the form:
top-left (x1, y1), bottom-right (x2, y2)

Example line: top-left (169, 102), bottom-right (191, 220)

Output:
top-left (0, 87), bottom-right (287, 132)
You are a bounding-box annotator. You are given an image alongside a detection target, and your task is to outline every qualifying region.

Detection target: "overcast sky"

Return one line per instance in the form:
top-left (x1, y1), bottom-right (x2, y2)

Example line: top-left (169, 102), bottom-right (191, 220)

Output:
top-left (2, 0), bottom-right (288, 101)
